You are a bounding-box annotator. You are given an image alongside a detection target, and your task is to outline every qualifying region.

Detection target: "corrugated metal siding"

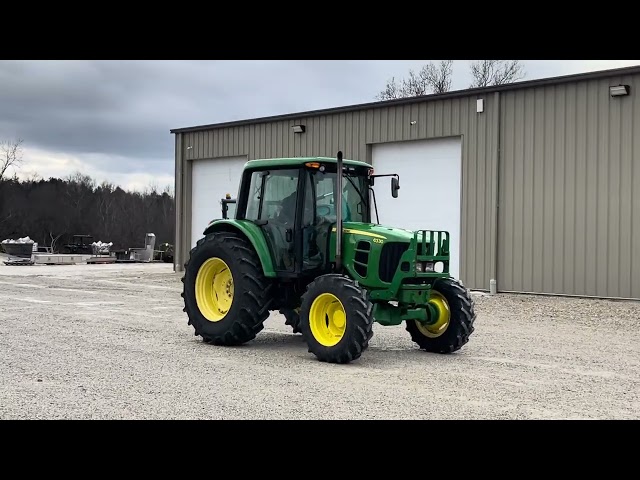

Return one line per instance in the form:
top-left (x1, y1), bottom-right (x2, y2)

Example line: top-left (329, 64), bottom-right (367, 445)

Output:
top-left (498, 74), bottom-right (640, 299)
top-left (179, 96), bottom-right (497, 290)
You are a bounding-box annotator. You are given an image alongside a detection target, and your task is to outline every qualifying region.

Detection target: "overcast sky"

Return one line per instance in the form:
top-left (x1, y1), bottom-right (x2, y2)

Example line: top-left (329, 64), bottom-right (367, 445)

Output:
top-left (1, 60), bottom-right (639, 191)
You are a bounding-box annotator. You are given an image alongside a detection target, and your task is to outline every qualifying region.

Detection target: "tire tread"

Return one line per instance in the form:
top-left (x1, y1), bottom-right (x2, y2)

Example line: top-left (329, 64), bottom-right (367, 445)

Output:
top-left (405, 276), bottom-right (476, 354)
top-left (299, 274), bottom-right (375, 364)
top-left (182, 231), bottom-right (272, 346)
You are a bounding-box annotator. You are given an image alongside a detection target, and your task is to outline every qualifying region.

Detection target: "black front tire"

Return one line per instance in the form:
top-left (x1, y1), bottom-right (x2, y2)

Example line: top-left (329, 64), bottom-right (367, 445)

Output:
top-left (406, 276), bottom-right (476, 353)
top-left (181, 231), bottom-right (273, 346)
top-left (299, 274), bottom-right (374, 364)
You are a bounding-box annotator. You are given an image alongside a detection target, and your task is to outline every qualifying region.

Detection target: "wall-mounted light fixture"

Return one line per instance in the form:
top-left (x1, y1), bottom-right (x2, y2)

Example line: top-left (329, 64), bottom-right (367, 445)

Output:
top-left (476, 98), bottom-right (484, 113)
top-left (292, 125), bottom-right (306, 133)
top-left (610, 85), bottom-right (630, 97)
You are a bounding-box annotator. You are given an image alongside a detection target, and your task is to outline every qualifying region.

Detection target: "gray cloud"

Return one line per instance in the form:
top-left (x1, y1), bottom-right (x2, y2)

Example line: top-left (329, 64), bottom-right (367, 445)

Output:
top-left (0, 60), bottom-right (428, 167)
top-left (1, 60), bottom-right (639, 185)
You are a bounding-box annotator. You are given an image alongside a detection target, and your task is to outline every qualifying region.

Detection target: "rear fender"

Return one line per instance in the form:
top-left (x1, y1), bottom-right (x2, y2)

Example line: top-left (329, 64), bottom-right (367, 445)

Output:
top-left (202, 219), bottom-right (276, 277)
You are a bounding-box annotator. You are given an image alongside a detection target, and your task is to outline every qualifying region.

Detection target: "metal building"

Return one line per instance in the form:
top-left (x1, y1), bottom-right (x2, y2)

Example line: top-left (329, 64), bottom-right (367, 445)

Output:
top-left (171, 65), bottom-right (640, 300)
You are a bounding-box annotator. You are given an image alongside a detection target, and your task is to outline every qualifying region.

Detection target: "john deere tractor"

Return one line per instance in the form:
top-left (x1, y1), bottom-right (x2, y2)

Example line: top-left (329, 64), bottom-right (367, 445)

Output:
top-left (181, 152), bottom-right (476, 364)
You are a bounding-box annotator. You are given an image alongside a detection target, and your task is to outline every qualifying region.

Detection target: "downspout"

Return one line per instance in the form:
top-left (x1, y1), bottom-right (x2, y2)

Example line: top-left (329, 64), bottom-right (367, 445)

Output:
top-left (490, 91), bottom-right (501, 294)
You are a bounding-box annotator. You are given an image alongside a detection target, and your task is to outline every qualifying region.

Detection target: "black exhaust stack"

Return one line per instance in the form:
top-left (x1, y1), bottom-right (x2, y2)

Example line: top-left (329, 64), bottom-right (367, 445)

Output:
top-left (335, 150), bottom-right (343, 272)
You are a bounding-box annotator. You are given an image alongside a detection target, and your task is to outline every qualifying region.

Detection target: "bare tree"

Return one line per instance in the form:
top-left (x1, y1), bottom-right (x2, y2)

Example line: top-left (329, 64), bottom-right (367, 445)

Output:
top-left (0, 210), bottom-right (13, 228)
top-left (66, 171), bottom-right (96, 190)
top-left (377, 60), bottom-right (453, 100)
top-left (377, 76), bottom-right (402, 101)
top-left (27, 171), bottom-right (41, 183)
top-left (145, 181), bottom-right (159, 196)
top-left (469, 60), bottom-right (525, 88)
top-left (418, 60), bottom-right (453, 94)
top-left (65, 171), bottom-right (96, 208)
top-left (162, 184), bottom-right (174, 198)
top-left (48, 232), bottom-right (64, 253)
top-left (0, 139), bottom-right (25, 181)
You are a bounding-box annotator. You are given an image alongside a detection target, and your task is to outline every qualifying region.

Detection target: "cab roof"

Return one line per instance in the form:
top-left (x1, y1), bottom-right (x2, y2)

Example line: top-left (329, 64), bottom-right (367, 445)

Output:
top-left (243, 156), bottom-right (372, 170)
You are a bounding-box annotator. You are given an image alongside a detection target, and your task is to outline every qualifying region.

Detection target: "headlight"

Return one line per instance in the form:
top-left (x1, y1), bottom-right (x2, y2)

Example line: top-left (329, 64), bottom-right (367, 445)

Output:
top-left (415, 262), bottom-right (435, 272)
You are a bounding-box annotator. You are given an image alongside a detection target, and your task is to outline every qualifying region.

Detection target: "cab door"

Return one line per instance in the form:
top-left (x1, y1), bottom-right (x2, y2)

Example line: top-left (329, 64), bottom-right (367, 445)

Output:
top-left (243, 168), bottom-right (301, 273)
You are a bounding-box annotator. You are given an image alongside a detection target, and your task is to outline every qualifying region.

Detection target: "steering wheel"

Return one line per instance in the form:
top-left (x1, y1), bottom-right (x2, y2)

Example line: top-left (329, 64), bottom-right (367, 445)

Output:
top-left (316, 205), bottom-right (331, 217)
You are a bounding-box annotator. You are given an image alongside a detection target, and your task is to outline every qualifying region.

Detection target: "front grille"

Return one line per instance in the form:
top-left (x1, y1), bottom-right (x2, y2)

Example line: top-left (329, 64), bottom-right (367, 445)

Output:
top-left (378, 242), bottom-right (409, 283)
top-left (416, 241), bottom-right (436, 256)
top-left (354, 241), bottom-right (370, 278)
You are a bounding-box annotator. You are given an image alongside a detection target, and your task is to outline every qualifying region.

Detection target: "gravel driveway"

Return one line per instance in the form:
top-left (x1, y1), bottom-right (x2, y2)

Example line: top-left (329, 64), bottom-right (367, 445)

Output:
top-left (0, 262), bottom-right (638, 419)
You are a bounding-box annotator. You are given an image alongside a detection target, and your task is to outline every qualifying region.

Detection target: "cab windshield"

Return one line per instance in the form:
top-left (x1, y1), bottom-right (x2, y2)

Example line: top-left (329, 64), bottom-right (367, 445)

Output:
top-left (304, 166), bottom-right (370, 224)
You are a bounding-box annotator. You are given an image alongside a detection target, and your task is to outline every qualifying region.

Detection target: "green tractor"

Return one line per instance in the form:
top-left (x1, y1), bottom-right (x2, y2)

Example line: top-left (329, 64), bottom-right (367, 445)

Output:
top-left (181, 151), bottom-right (476, 364)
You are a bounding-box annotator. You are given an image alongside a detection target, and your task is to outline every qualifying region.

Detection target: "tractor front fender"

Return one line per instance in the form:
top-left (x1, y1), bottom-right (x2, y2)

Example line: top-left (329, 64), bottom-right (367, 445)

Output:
top-left (202, 219), bottom-right (276, 277)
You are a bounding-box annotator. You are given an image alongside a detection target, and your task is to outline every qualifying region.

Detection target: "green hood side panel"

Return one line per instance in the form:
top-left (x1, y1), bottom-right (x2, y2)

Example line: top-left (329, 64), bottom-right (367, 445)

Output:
top-left (328, 222), bottom-right (415, 287)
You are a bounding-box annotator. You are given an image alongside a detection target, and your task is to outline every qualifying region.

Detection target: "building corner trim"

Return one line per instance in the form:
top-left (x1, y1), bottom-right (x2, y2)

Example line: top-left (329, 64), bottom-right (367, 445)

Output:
top-left (174, 133), bottom-right (183, 274)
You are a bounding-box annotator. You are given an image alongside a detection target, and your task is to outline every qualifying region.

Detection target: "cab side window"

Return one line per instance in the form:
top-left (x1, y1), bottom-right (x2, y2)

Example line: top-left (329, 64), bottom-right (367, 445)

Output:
top-left (245, 169), bottom-right (300, 271)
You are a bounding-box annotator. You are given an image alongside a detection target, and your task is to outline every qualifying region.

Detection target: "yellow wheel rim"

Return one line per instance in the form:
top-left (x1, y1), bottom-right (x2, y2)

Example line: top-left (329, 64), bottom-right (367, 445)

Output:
top-left (194, 257), bottom-right (233, 322)
top-left (309, 293), bottom-right (347, 347)
top-left (416, 290), bottom-right (451, 338)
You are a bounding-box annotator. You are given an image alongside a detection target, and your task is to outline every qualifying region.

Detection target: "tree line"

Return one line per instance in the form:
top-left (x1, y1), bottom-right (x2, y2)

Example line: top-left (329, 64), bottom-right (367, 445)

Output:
top-left (377, 60), bottom-right (526, 100)
top-left (0, 140), bottom-right (175, 253)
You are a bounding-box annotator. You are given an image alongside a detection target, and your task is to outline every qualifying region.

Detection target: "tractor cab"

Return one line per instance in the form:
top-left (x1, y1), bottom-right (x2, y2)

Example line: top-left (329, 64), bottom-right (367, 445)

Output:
top-left (223, 157), bottom-right (394, 277)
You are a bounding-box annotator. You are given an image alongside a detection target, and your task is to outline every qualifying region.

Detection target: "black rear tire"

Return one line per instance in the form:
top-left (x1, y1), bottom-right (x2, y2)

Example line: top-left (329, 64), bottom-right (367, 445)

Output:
top-left (181, 231), bottom-right (273, 346)
top-left (405, 276), bottom-right (476, 353)
top-left (280, 308), bottom-right (302, 334)
top-left (299, 274), bottom-right (374, 364)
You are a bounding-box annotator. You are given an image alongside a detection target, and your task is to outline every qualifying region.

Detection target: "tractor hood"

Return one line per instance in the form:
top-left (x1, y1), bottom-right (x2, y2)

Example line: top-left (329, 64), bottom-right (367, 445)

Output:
top-left (338, 222), bottom-right (418, 243)
top-left (335, 222), bottom-right (450, 257)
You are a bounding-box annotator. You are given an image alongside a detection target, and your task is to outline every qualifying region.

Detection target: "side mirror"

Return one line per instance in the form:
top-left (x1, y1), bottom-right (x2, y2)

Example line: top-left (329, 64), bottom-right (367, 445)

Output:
top-left (391, 177), bottom-right (400, 198)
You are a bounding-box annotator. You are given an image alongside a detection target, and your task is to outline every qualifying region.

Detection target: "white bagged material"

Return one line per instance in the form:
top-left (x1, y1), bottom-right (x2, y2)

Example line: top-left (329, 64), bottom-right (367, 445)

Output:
top-left (2, 236), bottom-right (34, 244)
top-left (91, 240), bottom-right (113, 255)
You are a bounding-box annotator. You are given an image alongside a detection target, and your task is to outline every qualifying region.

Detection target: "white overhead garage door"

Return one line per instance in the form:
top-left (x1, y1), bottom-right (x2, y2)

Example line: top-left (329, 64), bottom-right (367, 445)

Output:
top-left (190, 156), bottom-right (247, 248)
top-left (371, 137), bottom-right (462, 279)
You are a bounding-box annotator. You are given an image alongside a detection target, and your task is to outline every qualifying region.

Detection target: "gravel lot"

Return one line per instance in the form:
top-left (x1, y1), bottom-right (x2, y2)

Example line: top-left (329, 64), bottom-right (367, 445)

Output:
top-left (1, 260), bottom-right (638, 419)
